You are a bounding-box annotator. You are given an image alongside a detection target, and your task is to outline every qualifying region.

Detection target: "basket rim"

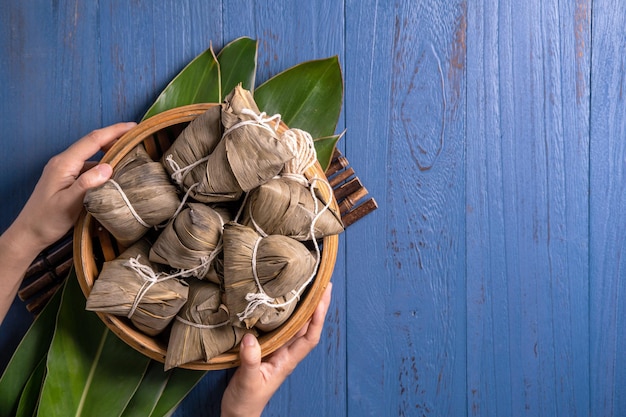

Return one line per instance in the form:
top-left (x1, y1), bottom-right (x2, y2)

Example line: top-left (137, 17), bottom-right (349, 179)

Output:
top-left (73, 103), bottom-right (339, 370)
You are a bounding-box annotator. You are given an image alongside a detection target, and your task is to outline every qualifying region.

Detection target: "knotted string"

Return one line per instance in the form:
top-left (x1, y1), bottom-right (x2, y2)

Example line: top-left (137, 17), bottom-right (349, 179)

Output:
top-left (160, 183), bottom-right (199, 230)
top-left (222, 108), bottom-right (282, 137)
top-left (165, 154), bottom-right (210, 188)
top-left (246, 127), bottom-right (318, 237)
top-left (236, 177), bottom-right (334, 321)
top-left (281, 128), bottom-right (317, 175)
top-left (124, 233), bottom-right (224, 317)
top-left (125, 256), bottom-right (177, 318)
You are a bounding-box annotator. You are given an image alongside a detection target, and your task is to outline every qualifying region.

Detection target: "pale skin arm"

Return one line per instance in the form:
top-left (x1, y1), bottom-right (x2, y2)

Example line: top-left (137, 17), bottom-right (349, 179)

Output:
top-left (221, 283), bottom-right (333, 417)
top-left (0, 122), bottom-right (136, 324)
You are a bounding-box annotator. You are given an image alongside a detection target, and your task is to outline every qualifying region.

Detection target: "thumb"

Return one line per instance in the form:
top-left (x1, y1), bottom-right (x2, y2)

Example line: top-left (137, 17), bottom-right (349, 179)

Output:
top-left (237, 333), bottom-right (262, 379)
top-left (74, 163), bottom-right (113, 193)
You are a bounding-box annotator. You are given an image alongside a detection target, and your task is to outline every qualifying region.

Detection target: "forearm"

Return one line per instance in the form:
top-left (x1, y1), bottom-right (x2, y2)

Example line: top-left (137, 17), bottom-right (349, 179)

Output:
top-left (0, 219), bottom-right (47, 324)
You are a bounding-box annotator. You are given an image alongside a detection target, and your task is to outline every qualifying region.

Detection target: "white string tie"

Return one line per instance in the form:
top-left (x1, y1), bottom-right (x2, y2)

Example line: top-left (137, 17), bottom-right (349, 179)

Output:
top-left (236, 177), bottom-right (334, 321)
top-left (222, 108), bottom-right (282, 137)
top-left (280, 172), bottom-right (310, 187)
top-left (125, 256), bottom-right (176, 318)
top-left (281, 129), bottom-right (317, 175)
top-left (108, 179), bottom-right (150, 228)
top-left (165, 154), bottom-right (210, 187)
top-left (162, 183), bottom-right (199, 230)
top-left (175, 316), bottom-right (230, 329)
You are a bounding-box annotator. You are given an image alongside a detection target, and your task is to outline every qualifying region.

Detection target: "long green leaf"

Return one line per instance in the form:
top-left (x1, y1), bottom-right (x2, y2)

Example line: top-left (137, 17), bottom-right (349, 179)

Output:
top-left (15, 356), bottom-right (46, 417)
top-left (254, 57), bottom-right (344, 139)
top-left (0, 286), bottom-right (62, 417)
top-left (38, 273), bottom-right (150, 417)
top-left (120, 362), bottom-right (171, 417)
top-left (120, 361), bottom-right (204, 417)
top-left (142, 46), bottom-right (220, 120)
top-left (149, 368), bottom-right (206, 417)
top-left (314, 134), bottom-right (342, 172)
top-left (217, 37), bottom-right (258, 99)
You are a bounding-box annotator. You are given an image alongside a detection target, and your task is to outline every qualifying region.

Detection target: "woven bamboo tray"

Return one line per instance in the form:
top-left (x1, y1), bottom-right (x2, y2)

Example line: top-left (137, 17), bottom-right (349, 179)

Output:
top-left (73, 103), bottom-right (339, 370)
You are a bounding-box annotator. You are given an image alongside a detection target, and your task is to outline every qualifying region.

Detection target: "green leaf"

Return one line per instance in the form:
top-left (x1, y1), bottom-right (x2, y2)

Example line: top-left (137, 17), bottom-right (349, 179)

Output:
top-left (0, 286), bottom-right (62, 417)
top-left (120, 361), bottom-right (204, 417)
top-left (142, 46), bottom-right (220, 121)
top-left (314, 134), bottom-right (342, 172)
top-left (120, 362), bottom-right (169, 417)
top-left (15, 356), bottom-right (46, 417)
top-left (254, 56), bottom-right (344, 139)
top-left (217, 37), bottom-right (258, 99)
top-left (149, 368), bottom-right (206, 417)
top-left (37, 272), bottom-right (150, 417)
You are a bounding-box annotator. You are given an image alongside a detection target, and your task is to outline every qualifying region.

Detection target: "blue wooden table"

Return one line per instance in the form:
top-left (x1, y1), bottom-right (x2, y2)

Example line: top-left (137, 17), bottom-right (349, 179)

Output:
top-left (1, 1), bottom-right (624, 416)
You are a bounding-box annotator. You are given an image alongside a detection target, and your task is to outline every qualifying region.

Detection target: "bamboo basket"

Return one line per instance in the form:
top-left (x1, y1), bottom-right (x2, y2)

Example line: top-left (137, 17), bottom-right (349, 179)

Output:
top-left (73, 103), bottom-right (339, 370)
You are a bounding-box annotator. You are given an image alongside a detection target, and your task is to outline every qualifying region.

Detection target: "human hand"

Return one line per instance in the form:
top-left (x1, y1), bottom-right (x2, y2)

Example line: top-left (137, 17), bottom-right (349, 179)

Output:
top-left (12, 122), bottom-right (136, 251)
top-left (220, 283), bottom-right (333, 417)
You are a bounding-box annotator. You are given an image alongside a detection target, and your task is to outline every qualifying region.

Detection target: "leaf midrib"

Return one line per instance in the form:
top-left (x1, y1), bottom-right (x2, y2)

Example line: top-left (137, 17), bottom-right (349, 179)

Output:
top-left (75, 330), bottom-right (108, 417)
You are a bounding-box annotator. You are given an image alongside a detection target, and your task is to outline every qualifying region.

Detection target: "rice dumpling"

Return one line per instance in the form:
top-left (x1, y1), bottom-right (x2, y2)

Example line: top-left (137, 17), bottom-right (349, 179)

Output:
top-left (85, 239), bottom-right (189, 336)
top-left (149, 203), bottom-right (230, 278)
top-left (161, 105), bottom-right (223, 192)
top-left (84, 144), bottom-right (181, 246)
top-left (192, 85), bottom-right (296, 202)
top-left (222, 222), bottom-right (317, 329)
top-left (241, 176), bottom-right (344, 240)
top-left (165, 279), bottom-right (250, 370)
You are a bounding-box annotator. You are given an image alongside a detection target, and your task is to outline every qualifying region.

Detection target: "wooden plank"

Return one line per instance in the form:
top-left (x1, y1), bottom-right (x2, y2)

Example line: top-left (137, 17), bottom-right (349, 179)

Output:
top-left (0, 0), bottom-right (103, 373)
top-left (466, 0), bottom-right (591, 415)
top-left (589, 1), bottom-right (626, 415)
top-left (224, 1), bottom-right (345, 87)
top-left (346, 0), bottom-right (467, 415)
top-left (0, 1), bottom-right (102, 232)
top-left (98, 1), bottom-right (223, 123)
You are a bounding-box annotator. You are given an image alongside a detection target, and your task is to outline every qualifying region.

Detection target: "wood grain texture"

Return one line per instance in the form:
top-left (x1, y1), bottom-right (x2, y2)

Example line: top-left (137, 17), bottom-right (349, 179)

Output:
top-left (345, 0), bottom-right (467, 415)
top-left (0, 0), bottom-right (105, 372)
top-left (466, 1), bottom-right (591, 416)
top-left (590, 1), bottom-right (626, 415)
top-left (98, 1), bottom-right (223, 122)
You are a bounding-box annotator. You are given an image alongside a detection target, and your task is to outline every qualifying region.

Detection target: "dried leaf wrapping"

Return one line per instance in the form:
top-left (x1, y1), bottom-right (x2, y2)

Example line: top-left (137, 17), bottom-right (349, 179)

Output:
top-left (149, 203), bottom-right (230, 278)
top-left (222, 222), bottom-right (317, 329)
top-left (241, 176), bottom-right (344, 240)
top-left (85, 239), bottom-right (189, 336)
top-left (84, 144), bottom-right (181, 246)
top-left (254, 295), bottom-right (298, 332)
top-left (165, 280), bottom-right (250, 370)
top-left (161, 105), bottom-right (223, 193)
top-left (193, 85), bottom-right (295, 202)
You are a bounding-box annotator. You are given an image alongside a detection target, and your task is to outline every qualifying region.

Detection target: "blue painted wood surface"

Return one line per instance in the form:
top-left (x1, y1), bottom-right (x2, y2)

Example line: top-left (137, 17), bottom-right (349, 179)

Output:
top-left (0, 1), bottom-right (624, 416)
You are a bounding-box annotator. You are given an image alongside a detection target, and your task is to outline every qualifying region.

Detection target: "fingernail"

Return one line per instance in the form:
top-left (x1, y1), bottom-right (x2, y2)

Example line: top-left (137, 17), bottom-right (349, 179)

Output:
top-left (242, 333), bottom-right (257, 347)
top-left (125, 122), bottom-right (137, 128)
top-left (95, 163), bottom-right (113, 179)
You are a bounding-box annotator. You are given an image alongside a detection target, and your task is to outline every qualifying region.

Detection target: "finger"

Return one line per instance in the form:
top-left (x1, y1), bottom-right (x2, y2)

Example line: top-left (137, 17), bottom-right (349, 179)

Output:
top-left (293, 318), bottom-right (312, 339)
top-left (69, 163), bottom-right (113, 197)
top-left (62, 122), bottom-right (136, 163)
top-left (284, 283), bottom-right (332, 362)
top-left (279, 283), bottom-right (333, 349)
top-left (236, 333), bottom-right (263, 387)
